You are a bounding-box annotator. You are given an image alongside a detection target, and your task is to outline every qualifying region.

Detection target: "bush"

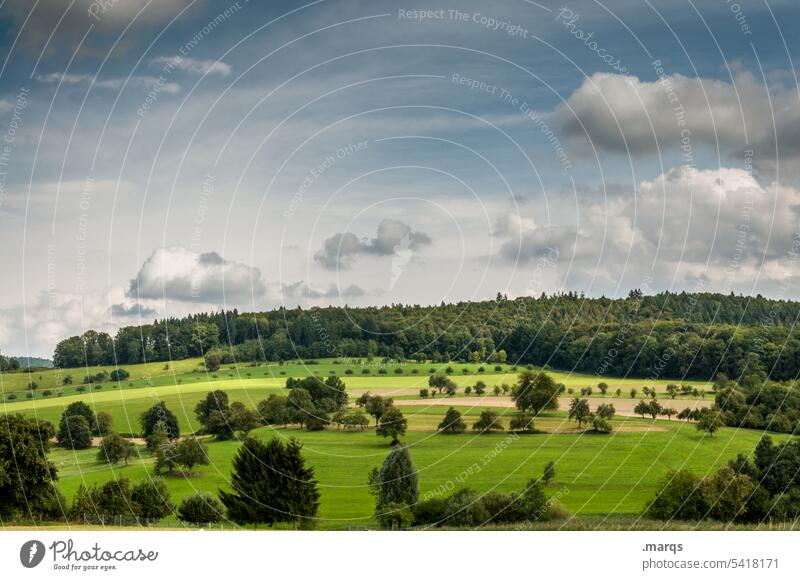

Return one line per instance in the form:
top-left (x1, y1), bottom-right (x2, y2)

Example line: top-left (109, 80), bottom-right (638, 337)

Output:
top-left (131, 478), bottom-right (174, 523)
top-left (177, 492), bottom-right (224, 526)
top-left (412, 496), bottom-right (449, 526)
top-left (419, 388), bottom-right (429, 398)
top-left (442, 488), bottom-right (490, 527)
top-left (110, 369), bottom-right (130, 382)
top-left (644, 470), bottom-right (708, 521)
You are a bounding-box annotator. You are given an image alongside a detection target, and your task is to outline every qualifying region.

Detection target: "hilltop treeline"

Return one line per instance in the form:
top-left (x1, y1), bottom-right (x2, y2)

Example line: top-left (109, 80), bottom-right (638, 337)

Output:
top-left (53, 291), bottom-right (800, 380)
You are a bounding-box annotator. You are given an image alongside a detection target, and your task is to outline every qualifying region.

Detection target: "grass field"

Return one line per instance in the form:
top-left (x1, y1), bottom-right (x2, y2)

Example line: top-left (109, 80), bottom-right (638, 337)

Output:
top-left (0, 357), bottom-right (713, 399)
top-left (1, 357), bottom-right (769, 530)
top-left (47, 410), bottom-right (787, 530)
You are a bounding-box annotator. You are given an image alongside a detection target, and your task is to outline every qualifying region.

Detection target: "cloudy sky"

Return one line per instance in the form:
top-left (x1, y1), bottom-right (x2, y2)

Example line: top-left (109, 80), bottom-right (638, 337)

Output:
top-left (0, 0), bottom-right (799, 357)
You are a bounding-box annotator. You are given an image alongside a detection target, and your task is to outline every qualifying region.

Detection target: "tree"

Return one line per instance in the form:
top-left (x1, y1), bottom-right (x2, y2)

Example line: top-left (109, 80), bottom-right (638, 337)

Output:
top-left (140, 402), bottom-right (179, 440)
top-left (630, 388), bottom-right (637, 399)
top-left (0, 415), bottom-right (57, 519)
top-left (509, 412), bottom-right (535, 432)
top-left (373, 446), bottom-right (419, 527)
top-left (428, 373), bottom-right (455, 395)
top-left (376, 406), bottom-right (407, 444)
top-left (155, 441), bottom-right (180, 473)
top-left (258, 395), bottom-right (291, 427)
top-left (218, 437), bottom-right (320, 528)
top-left (598, 382), bottom-right (608, 396)
top-left (97, 433), bottom-right (134, 465)
top-left (568, 397), bottom-right (592, 428)
top-left (58, 415), bottom-right (93, 450)
top-left (177, 492), bottom-right (224, 526)
top-left (131, 478), bottom-right (174, 523)
top-left (543, 461), bottom-right (556, 484)
top-left (665, 384), bottom-right (679, 399)
top-left (437, 407), bottom-right (466, 434)
top-left (110, 369), bottom-right (130, 382)
top-left (591, 416), bottom-right (612, 433)
top-left (661, 407), bottom-right (677, 420)
top-left (229, 402), bottom-right (260, 435)
top-left (176, 437), bottom-right (210, 472)
top-left (511, 371), bottom-right (559, 414)
top-left (204, 351), bottom-right (221, 372)
top-left (96, 411), bottom-right (113, 436)
top-left (94, 478), bottom-right (137, 519)
top-left (634, 400), bottom-right (650, 418)
top-left (700, 467), bottom-right (768, 523)
top-left (59, 400), bottom-right (97, 435)
top-left (195, 390), bottom-right (233, 439)
top-left (596, 403), bottom-right (616, 419)
top-left (644, 470), bottom-right (708, 521)
top-left (473, 410), bottom-right (504, 432)
top-left (287, 387), bottom-right (315, 427)
top-left (474, 380), bottom-right (486, 396)
top-left (146, 421), bottom-right (169, 452)
top-left (696, 409), bottom-right (725, 437)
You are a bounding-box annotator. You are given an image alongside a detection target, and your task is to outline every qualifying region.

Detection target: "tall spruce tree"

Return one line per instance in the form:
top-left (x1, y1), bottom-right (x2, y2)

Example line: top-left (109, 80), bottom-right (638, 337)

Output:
top-left (218, 437), bottom-right (320, 528)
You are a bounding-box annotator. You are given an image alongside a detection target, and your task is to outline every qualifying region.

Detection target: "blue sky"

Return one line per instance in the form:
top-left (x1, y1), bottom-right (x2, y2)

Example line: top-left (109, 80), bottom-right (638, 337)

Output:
top-left (1, 0), bottom-right (799, 356)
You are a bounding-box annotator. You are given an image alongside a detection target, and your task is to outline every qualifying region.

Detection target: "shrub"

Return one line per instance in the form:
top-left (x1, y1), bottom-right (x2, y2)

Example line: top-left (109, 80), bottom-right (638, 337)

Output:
top-left (110, 369), bottom-right (130, 382)
top-left (644, 470), bottom-right (708, 521)
top-left (177, 493), bottom-right (224, 526)
top-left (419, 388), bottom-right (429, 398)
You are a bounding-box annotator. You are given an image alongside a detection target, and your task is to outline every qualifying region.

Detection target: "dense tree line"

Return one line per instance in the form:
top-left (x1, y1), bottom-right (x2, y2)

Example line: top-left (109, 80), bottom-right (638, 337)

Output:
top-left (51, 292), bottom-right (800, 381)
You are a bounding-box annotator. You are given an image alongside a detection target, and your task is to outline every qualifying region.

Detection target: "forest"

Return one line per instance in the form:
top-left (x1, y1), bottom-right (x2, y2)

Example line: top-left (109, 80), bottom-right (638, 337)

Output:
top-left (51, 291), bottom-right (800, 381)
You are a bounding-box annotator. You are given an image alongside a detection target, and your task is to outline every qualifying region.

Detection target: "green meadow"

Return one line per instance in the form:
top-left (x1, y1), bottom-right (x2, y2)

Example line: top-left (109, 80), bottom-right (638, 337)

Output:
top-left (49, 410), bottom-right (785, 530)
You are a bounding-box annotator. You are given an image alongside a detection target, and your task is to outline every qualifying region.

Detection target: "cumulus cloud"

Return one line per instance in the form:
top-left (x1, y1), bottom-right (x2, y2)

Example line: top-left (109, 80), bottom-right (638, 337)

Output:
top-left (0, 287), bottom-right (151, 358)
top-left (314, 219), bottom-right (432, 269)
top-left (150, 56), bottom-right (231, 77)
top-left (495, 165), bottom-right (800, 292)
top-left (554, 71), bottom-right (800, 177)
top-left (129, 246), bottom-right (266, 303)
top-left (36, 72), bottom-right (181, 93)
top-left (282, 281), bottom-right (366, 300)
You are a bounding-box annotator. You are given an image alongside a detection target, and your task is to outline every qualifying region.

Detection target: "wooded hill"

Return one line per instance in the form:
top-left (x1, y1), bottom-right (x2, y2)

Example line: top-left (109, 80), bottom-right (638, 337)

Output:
top-left (53, 291), bottom-right (800, 381)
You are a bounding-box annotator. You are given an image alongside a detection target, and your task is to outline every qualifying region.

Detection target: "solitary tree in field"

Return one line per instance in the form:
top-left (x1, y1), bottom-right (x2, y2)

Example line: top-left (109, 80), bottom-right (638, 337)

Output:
top-left (597, 382), bottom-right (608, 396)
top-left (568, 397), bottom-right (592, 428)
top-left (696, 409), bottom-right (725, 437)
top-left (509, 412), bottom-right (535, 432)
top-left (375, 446), bottom-right (419, 509)
top-left (219, 437), bottom-right (320, 528)
top-left (473, 410), bottom-right (504, 432)
top-left (438, 407), bottom-right (466, 434)
top-left (376, 406), bottom-right (408, 444)
top-left (511, 371), bottom-right (559, 415)
top-left (176, 437), bottom-right (210, 472)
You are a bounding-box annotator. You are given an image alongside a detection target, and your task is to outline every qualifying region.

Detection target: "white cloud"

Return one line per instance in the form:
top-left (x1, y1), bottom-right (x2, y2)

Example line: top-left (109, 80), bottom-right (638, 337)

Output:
top-left (36, 72), bottom-right (181, 93)
top-left (554, 71), bottom-right (800, 178)
top-left (129, 246), bottom-right (266, 303)
top-left (282, 281), bottom-right (366, 300)
top-left (314, 219), bottom-right (433, 270)
top-left (150, 56), bottom-right (231, 77)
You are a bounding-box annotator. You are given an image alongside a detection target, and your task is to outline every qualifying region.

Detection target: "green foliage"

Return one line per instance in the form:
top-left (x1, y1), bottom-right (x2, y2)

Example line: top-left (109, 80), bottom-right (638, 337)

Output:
top-left (512, 371), bottom-right (559, 414)
top-left (140, 402), bottom-right (179, 440)
top-left (376, 406), bottom-right (407, 444)
top-left (131, 478), bottom-right (174, 523)
top-left (568, 397), bottom-right (592, 428)
top-left (257, 394), bottom-right (291, 426)
top-left (219, 437), bottom-right (320, 528)
top-left (437, 407), bottom-right (466, 434)
top-left (374, 446), bottom-right (419, 524)
top-left (696, 408), bottom-right (725, 437)
top-left (543, 460), bottom-right (556, 484)
top-left (0, 415), bottom-right (57, 519)
top-left (472, 410), bottom-right (503, 432)
top-left (177, 492), bottom-right (224, 526)
top-left (644, 470), bottom-right (709, 521)
top-left (58, 415), bottom-right (93, 450)
top-left (175, 437), bottom-right (210, 472)
top-left (97, 433), bottom-right (134, 465)
top-left (509, 412), bottom-right (535, 432)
